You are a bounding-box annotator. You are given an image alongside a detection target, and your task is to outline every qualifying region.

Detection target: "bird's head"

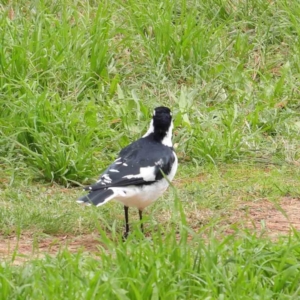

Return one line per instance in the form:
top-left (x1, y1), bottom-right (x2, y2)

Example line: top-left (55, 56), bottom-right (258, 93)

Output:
top-left (143, 106), bottom-right (173, 147)
top-left (152, 106), bottom-right (172, 133)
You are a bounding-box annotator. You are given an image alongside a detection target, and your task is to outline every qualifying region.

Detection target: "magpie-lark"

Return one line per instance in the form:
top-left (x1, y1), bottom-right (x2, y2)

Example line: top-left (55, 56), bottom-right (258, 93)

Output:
top-left (77, 106), bottom-right (178, 238)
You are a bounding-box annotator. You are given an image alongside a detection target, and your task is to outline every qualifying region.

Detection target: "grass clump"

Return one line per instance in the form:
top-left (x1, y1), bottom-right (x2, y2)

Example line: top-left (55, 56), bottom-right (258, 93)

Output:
top-left (1, 0), bottom-right (300, 182)
top-left (1, 230), bottom-right (300, 299)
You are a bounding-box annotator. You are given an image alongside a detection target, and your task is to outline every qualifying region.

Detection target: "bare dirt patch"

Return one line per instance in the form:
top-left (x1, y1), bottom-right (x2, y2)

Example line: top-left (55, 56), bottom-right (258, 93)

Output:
top-left (1, 197), bottom-right (299, 263)
top-left (0, 233), bottom-right (101, 264)
top-left (225, 197), bottom-right (300, 238)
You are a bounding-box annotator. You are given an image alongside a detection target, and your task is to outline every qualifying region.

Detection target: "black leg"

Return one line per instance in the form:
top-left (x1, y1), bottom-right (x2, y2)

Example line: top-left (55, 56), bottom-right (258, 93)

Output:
top-left (138, 209), bottom-right (144, 233)
top-left (123, 206), bottom-right (129, 239)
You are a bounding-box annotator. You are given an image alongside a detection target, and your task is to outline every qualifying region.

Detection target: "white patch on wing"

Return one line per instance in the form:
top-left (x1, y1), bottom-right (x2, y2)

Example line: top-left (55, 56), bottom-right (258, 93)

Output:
top-left (123, 166), bottom-right (156, 182)
top-left (101, 174), bottom-right (112, 183)
top-left (142, 119), bottom-right (154, 138)
top-left (155, 158), bottom-right (163, 166)
top-left (97, 177), bottom-right (106, 184)
top-left (109, 169), bottom-right (119, 173)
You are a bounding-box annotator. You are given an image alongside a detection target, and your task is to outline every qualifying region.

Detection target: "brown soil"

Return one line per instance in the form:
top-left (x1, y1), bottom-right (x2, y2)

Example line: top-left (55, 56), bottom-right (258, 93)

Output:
top-left (1, 197), bottom-right (299, 263)
top-left (0, 233), bottom-right (101, 264)
top-left (226, 197), bottom-right (300, 238)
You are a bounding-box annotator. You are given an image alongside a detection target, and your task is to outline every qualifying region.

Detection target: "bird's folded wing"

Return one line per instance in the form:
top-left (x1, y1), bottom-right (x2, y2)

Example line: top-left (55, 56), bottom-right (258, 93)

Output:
top-left (84, 154), bottom-right (174, 191)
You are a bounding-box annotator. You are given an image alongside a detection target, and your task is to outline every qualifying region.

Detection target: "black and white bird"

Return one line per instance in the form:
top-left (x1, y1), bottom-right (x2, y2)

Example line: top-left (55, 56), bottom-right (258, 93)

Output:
top-left (77, 106), bottom-right (178, 238)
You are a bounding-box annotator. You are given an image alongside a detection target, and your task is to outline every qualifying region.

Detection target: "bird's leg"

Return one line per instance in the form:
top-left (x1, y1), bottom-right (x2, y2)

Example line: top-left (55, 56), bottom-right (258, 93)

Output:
top-left (138, 209), bottom-right (144, 234)
top-left (123, 205), bottom-right (129, 239)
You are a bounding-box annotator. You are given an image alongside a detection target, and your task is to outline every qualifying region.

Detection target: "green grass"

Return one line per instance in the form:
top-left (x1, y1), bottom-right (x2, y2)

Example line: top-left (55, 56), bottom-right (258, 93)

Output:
top-left (2, 230), bottom-right (300, 299)
top-left (1, 0), bottom-right (300, 298)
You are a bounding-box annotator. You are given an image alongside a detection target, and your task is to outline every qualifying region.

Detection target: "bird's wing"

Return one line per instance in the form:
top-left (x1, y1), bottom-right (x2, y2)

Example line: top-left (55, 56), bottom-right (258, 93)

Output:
top-left (84, 139), bottom-right (175, 191)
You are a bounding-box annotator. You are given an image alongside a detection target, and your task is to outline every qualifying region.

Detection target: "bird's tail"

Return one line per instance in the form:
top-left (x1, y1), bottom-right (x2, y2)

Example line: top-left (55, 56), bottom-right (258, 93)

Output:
top-left (77, 188), bottom-right (115, 207)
